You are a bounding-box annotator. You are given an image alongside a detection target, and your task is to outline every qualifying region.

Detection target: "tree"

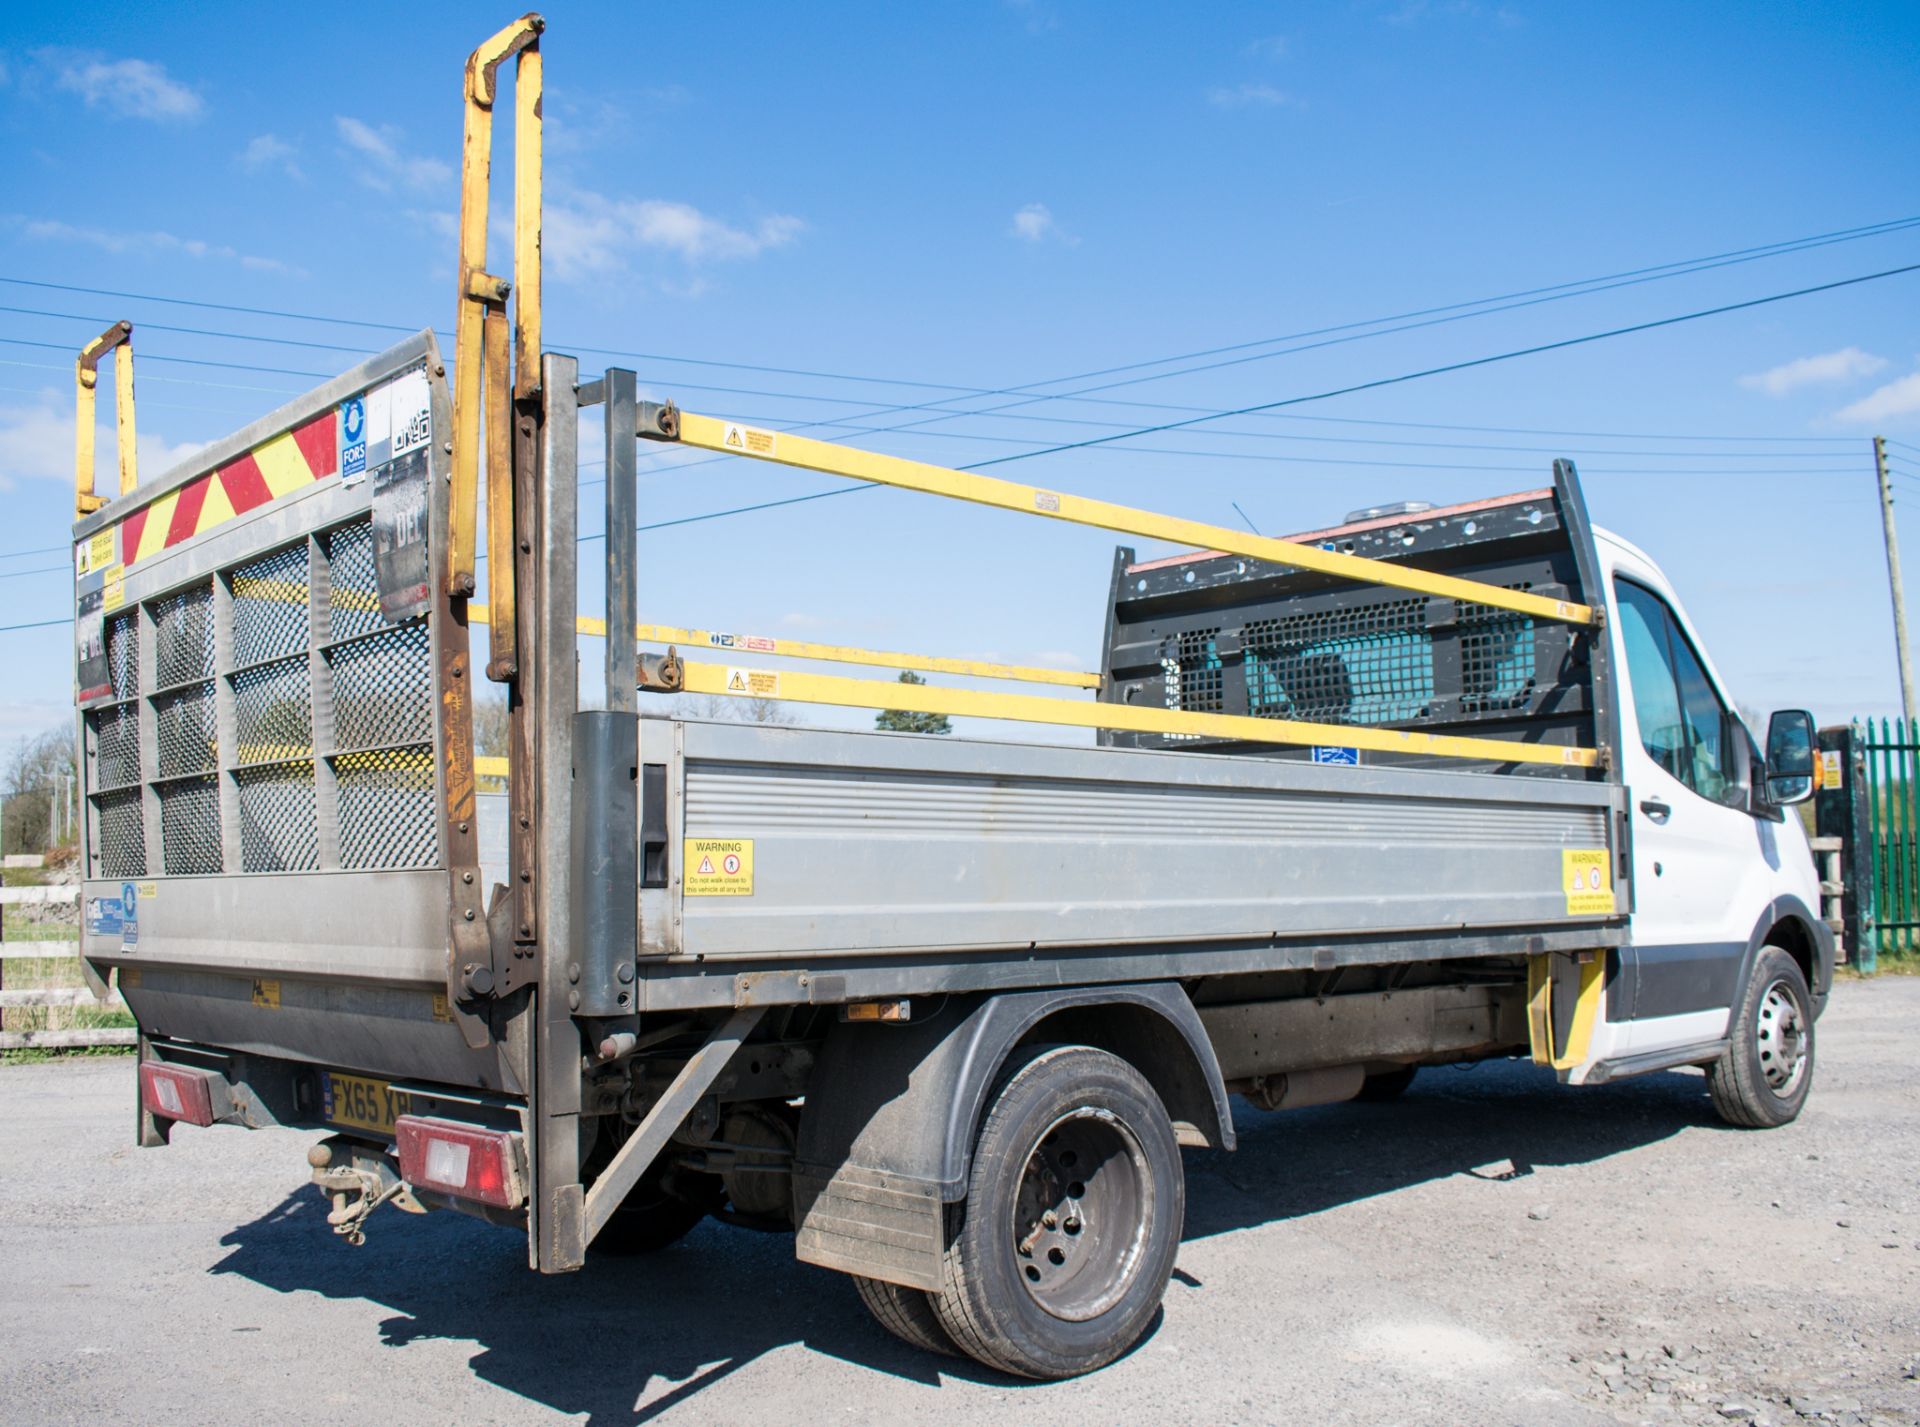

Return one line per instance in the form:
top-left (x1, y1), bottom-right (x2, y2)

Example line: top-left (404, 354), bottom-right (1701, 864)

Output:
top-left (3, 725), bottom-right (78, 854)
top-left (676, 692), bottom-right (795, 726)
top-left (876, 670), bottom-right (952, 735)
top-left (473, 691), bottom-right (510, 759)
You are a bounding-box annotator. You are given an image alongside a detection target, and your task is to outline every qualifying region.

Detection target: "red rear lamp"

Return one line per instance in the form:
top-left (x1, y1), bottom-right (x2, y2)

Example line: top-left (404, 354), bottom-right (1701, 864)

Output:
top-left (139, 1062), bottom-right (220, 1127)
top-left (394, 1116), bottom-right (525, 1209)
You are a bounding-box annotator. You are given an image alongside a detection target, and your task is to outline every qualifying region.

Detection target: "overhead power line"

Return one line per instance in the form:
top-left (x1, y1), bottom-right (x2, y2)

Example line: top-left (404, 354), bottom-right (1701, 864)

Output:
top-left (4, 212), bottom-right (1915, 427)
top-left (574, 260), bottom-right (1920, 542)
top-left (962, 263), bottom-right (1920, 470)
top-left (7, 263), bottom-right (1905, 622)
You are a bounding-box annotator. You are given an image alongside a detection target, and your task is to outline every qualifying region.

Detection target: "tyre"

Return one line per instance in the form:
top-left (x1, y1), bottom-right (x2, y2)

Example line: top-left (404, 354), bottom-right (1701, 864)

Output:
top-left (933, 1045), bottom-right (1184, 1380)
top-left (1708, 947), bottom-right (1815, 1129)
top-left (590, 1167), bottom-right (714, 1256)
top-left (853, 1275), bottom-right (958, 1357)
top-left (1356, 1065), bottom-right (1419, 1102)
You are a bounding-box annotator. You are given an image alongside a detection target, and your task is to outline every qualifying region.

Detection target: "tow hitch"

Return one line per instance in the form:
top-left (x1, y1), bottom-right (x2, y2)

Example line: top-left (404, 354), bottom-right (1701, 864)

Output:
top-left (307, 1136), bottom-right (425, 1246)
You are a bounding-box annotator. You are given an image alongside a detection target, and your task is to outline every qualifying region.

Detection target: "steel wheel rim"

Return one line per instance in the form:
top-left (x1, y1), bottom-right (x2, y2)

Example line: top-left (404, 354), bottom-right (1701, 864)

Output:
top-left (1755, 977), bottom-right (1807, 1096)
top-left (1010, 1107), bottom-right (1153, 1323)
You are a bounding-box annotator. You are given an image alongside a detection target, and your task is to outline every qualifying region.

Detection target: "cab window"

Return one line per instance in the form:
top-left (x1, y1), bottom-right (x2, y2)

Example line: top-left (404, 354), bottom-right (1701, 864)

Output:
top-left (1614, 579), bottom-right (1736, 803)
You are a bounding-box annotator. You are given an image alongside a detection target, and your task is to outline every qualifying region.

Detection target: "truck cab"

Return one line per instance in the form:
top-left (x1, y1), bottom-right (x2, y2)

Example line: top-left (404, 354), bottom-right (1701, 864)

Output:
top-left (1576, 527), bottom-right (1827, 1101)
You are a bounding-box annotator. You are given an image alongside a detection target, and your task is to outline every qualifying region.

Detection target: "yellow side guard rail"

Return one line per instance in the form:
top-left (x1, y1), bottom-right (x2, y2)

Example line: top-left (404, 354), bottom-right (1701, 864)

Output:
top-left (452, 11), bottom-right (542, 685)
top-left (667, 660), bottom-right (1591, 767)
top-left (468, 611), bottom-right (1588, 766)
top-left (467, 606), bottom-right (1100, 689)
top-left (74, 320), bottom-right (136, 517)
top-left (617, 408), bottom-right (1600, 767)
top-left (661, 413), bottom-right (1598, 629)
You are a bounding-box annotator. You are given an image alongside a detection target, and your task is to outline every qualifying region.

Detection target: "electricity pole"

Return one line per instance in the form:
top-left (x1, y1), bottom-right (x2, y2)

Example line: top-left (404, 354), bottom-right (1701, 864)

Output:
top-left (1876, 435), bottom-right (1917, 728)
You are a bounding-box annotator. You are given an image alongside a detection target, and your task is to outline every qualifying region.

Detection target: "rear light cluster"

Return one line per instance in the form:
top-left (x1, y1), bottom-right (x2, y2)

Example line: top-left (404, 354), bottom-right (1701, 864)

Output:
top-left (394, 1116), bottom-right (525, 1209)
top-left (139, 1062), bottom-right (226, 1128)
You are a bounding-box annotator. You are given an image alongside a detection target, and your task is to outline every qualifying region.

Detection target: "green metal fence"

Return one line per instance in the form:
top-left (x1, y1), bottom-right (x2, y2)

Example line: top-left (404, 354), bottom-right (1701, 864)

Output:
top-left (1857, 716), bottom-right (1920, 968)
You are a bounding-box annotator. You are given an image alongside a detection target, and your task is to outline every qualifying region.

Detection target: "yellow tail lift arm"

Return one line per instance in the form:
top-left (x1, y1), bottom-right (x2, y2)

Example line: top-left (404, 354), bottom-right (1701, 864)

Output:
top-left (451, 11), bottom-right (542, 687)
top-left (75, 321), bottom-right (136, 518)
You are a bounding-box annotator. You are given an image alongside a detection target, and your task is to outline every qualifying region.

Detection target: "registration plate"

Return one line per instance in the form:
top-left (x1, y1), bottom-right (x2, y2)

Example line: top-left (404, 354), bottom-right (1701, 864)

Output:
top-left (321, 1072), bottom-right (411, 1135)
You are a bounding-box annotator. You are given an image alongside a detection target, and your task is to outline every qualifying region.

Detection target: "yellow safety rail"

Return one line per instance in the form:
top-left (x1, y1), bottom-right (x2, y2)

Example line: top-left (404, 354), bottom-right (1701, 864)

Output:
top-left (452, 11), bottom-right (542, 685)
top-left (664, 413), bottom-right (1596, 628)
top-left (466, 606), bottom-right (1100, 689)
top-left (74, 320), bottom-right (136, 517)
top-left (470, 665), bottom-right (1591, 765)
top-left (672, 660), bottom-right (1596, 768)
top-left (628, 410), bottom-right (1603, 766)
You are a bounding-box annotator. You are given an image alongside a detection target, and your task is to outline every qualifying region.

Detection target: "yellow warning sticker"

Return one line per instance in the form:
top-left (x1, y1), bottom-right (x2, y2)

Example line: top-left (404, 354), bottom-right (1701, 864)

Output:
top-left (724, 667), bottom-right (779, 698)
top-left (685, 837), bottom-right (754, 896)
top-left (1562, 848), bottom-right (1616, 916)
top-left (102, 564), bottom-right (126, 612)
top-left (431, 991), bottom-right (451, 1023)
top-left (76, 530), bottom-right (114, 577)
top-left (721, 423), bottom-right (777, 457)
top-left (136, 881), bottom-right (158, 899)
top-left (251, 978), bottom-right (282, 1008)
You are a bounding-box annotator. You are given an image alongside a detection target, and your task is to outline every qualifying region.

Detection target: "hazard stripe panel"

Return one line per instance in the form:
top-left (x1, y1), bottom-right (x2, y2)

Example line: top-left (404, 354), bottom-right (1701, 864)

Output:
top-left (117, 411), bottom-right (339, 567)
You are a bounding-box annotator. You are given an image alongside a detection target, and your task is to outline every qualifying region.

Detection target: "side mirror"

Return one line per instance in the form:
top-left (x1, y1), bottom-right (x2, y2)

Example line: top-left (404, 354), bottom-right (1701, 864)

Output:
top-left (1764, 709), bottom-right (1815, 806)
top-left (1716, 714), bottom-right (1755, 810)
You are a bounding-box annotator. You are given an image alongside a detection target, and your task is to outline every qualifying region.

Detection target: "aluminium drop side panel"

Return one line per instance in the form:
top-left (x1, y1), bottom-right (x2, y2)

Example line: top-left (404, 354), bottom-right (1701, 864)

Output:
top-left (648, 718), bottom-right (1625, 966)
top-left (70, 334), bottom-right (502, 1088)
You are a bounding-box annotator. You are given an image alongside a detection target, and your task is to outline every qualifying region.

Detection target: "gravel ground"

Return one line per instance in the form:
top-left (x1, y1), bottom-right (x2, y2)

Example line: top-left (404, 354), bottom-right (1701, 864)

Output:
top-left (2, 978), bottom-right (1916, 1427)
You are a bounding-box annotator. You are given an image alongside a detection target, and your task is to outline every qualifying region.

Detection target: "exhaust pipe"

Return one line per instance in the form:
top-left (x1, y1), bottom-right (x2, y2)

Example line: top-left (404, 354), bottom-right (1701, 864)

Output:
top-left (1232, 1063), bottom-right (1367, 1112)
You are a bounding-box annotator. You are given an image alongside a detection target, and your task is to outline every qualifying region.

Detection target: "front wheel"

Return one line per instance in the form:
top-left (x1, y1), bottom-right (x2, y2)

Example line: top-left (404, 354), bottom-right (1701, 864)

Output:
top-left (1708, 947), bottom-right (1815, 1129)
top-left (933, 1044), bottom-right (1184, 1380)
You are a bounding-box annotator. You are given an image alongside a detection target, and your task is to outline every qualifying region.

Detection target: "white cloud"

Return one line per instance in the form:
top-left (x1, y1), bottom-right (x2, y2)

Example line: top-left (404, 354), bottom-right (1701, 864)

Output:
top-left (42, 51), bottom-right (203, 121)
top-left (335, 116), bottom-right (453, 194)
top-left (1010, 202), bottom-right (1077, 246)
top-left (1740, 346), bottom-right (1888, 397)
top-left (1005, 0), bottom-right (1060, 34)
top-left (1208, 82), bottom-right (1302, 109)
top-left (1244, 35), bottom-right (1290, 59)
top-left (0, 393), bottom-right (203, 492)
top-left (1385, 0), bottom-right (1522, 25)
top-left (237, 132), bottom-right (301, 180)
top-left (1832, 368), bottom-right (1920, 426)
top-left (403, 208), bottom-right (458, 244)
top-left (15, 218), bottom-right (299, 275)
top-left (544, 190), bottom-right (804, 283)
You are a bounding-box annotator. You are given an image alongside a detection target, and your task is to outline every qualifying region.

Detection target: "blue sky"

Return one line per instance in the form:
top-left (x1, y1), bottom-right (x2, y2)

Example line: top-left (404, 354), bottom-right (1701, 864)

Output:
top-left (3, 1), bottom-right (1919, 748)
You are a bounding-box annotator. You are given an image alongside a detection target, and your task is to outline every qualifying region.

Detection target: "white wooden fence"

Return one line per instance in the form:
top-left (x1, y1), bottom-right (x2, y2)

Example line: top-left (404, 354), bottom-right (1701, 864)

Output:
top-left (0, 881), bottom-right (134, 1051)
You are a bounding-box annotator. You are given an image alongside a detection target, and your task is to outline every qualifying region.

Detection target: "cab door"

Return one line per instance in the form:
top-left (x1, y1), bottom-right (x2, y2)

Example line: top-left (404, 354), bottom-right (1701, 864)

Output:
top-left (1605, 550), bottom-right (1771, 1054)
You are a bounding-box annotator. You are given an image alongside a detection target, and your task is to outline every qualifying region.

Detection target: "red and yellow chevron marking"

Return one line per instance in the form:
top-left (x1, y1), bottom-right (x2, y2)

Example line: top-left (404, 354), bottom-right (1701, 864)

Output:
top-left (117, 411), bottom-right (338, 567)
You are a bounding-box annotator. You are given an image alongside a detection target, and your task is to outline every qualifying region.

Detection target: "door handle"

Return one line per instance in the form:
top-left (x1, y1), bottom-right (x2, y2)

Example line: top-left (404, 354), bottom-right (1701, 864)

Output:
top-left (1639, 798), bottom-right (1671, 823)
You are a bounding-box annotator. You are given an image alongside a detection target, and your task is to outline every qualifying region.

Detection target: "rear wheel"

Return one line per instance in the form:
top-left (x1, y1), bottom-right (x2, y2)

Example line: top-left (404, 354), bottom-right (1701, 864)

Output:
top-left (1708, 947), bottom-right (1814, 1129)
top-left (590, 1165), bottom-right (716, 1256)
top-left (852, 1275), bottom-right (958, 1357)
top-left (1356, 1065), bottom-right (1419, 1102)
top-left (933, 1045), bottom-right (1184, 1380)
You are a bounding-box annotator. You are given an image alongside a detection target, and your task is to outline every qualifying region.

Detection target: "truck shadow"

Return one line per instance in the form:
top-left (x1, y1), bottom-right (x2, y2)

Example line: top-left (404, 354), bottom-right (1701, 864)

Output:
top-left (209, 1059), bottom-right (1716, 1424)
